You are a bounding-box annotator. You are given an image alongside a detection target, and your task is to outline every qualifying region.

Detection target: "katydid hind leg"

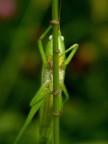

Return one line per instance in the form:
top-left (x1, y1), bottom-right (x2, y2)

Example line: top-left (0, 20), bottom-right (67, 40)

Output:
top-left (14, 83), bottom-right (50, 144)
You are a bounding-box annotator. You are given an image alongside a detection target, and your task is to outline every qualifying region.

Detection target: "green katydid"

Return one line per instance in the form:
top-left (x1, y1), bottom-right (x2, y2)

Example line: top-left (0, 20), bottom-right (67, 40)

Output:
top-left (14, 24), bottom-right (79, 144)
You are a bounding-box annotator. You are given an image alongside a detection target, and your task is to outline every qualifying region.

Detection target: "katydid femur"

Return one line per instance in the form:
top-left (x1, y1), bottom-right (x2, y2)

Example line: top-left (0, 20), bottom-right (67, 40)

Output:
top-left (14, 24), bottom-right (79, 144)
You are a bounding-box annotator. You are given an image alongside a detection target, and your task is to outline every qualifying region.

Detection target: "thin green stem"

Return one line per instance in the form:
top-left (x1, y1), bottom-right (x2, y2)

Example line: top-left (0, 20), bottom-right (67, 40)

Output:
top-left (52, 0), bottom-right (60, 144)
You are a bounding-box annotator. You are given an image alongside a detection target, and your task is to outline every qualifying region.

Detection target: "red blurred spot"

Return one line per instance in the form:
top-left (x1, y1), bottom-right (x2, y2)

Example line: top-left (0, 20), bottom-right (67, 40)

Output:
top-left (68, 42), bottom-right (98, 75)
top-left (0, 0), bottom-right (17, 19)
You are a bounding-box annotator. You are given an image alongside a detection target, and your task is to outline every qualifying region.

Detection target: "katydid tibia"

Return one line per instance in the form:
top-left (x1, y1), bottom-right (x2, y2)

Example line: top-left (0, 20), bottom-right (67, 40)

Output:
top-left (14, 25), bottom-right (79, 144)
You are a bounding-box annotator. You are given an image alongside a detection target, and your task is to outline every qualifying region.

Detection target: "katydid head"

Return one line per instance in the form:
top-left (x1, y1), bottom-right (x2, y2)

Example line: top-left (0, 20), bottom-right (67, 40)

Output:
top-left (45, 33), bottom-right (66, 68)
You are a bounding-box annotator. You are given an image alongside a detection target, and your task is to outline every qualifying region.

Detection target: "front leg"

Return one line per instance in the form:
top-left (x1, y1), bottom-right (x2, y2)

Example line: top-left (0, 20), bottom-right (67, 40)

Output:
top-left (65, 43), bottom-right (79, 66)
top-left (60, 43), bottom-right (79, 69)
top-left (38, 25), bottom-right (52, 68)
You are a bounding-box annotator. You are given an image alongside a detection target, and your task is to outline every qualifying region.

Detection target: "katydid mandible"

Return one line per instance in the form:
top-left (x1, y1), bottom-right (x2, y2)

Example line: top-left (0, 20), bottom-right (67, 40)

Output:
top-left (14, 25), bottom-right (79, 144)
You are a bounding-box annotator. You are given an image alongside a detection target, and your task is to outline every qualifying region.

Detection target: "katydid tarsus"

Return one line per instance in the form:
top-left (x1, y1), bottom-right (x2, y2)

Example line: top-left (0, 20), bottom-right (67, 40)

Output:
top-left (14, 24), bottom-right (79, 144)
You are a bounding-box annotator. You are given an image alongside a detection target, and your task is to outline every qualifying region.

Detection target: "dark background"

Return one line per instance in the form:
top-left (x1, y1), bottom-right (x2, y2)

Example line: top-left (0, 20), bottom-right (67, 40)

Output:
top-left (0, 0), bottom-right (108, 143)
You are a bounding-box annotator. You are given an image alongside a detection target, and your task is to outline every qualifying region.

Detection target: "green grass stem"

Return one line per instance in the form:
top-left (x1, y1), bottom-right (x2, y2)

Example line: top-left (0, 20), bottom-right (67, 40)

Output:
top-left (52, 0), bottom-right (60, 144)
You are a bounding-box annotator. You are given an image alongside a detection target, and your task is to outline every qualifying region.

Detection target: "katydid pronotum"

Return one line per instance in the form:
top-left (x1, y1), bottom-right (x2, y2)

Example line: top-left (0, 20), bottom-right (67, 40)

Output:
top-left (14, 24), bottom-right (79, 144)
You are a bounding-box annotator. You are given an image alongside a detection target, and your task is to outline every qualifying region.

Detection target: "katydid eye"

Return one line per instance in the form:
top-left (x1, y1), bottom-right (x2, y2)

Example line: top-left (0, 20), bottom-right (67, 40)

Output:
top-left (61, 36), bottom-right (64, 41)
top-left (49, 35), bottom-right (52, 40)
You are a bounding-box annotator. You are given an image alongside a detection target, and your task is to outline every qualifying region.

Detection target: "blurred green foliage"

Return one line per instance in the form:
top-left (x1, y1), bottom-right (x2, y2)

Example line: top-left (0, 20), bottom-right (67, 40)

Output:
top-left (0, 0), bottom-right (108, 143)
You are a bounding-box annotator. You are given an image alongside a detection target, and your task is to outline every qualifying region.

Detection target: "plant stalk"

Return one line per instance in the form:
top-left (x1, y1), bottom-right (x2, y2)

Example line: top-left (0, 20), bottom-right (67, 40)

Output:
top-left (52, 0), bottom-right (60, 144)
